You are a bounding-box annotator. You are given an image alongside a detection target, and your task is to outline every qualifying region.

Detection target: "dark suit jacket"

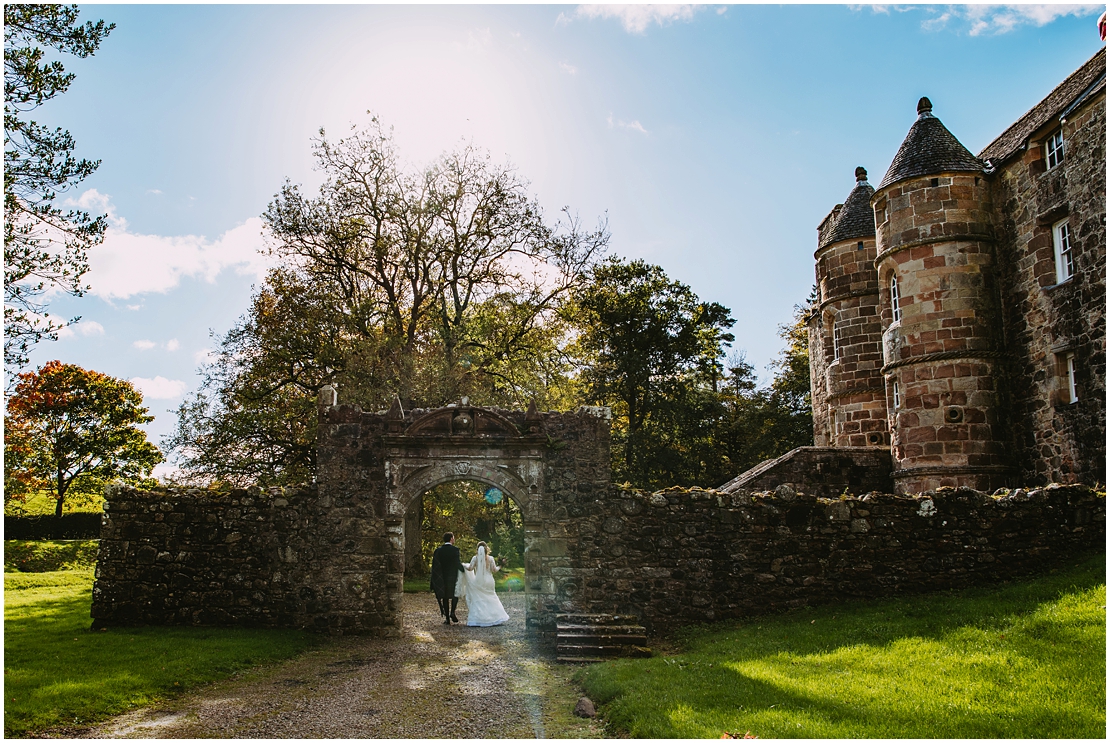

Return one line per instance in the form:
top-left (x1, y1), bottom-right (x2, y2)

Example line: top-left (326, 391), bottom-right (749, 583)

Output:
top-left (430, 542), bottom-right (465, 599)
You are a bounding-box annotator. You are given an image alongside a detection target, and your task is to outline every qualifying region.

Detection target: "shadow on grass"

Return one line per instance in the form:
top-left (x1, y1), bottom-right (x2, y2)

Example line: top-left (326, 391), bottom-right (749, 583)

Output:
top-left (580, 555), bottom-right (1106, 739)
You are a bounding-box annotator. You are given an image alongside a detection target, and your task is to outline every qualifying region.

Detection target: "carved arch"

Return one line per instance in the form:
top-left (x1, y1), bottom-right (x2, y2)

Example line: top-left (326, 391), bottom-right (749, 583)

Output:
top-left (392, 459), bottom-right (537, 522)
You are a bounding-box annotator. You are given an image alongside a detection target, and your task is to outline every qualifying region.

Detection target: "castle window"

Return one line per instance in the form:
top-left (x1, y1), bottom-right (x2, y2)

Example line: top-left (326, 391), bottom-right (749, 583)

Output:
top-left (1045, 129), bottom-right (1064, 170)
top-left (892, 380), bottom-right (901, 409)
top-left (1063, 353), bottom-right (1078, 404)
top-left (890, 275), bottom-right (902, 324)
top-left (832, 321), bottom-right (843, 362)
top-left (1052, 218), bottom-right (1073, 283)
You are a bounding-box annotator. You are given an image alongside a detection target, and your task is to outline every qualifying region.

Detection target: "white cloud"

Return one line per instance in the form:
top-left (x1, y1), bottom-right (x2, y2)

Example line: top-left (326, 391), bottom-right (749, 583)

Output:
top-left (71, 190), bottom-right (275, 300)
top-left (166, 339), bottom-right (180, 352)
top-left (133, 340), bottom-right (156, 350)
top-left (126, 304), bottom-right (141, 311)
top-left (607, 112), bottom-right (649, 135)
top-left (147, 189), bottom-right (163, 195)
top-left (918, 4), bottom-right (1100, 35)
top-left (560, 61), bottom-right (578, 75)
top-left (575, 4), bottom-right (701, 34)
top-left (130, 376), bottom-right (188, 400)
top-left (56, 320), bottom-right (105, 339)
top-left (194, 348), bottom-right (218, 365)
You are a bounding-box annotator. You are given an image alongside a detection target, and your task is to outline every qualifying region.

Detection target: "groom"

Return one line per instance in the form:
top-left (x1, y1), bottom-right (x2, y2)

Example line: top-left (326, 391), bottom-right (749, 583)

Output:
top-left (430, 532), bottom-right (465, 624)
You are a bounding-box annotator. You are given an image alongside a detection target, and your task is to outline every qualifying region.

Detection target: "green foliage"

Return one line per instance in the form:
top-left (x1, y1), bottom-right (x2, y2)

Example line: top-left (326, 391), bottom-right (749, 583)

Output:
top-left (5, 361), bottom-right (163, 517)
top-left (577, 556), bottom-right (1106, 739)
top-left (3, 568), bottom-right (322, 737)
top-left (4, 4), bottom-right (114, 371)
top-left (4, 539), bottom-right (98, 572)
top-left (418, 481), bottom-right (524, 570)
top-left (168, 119), bottom-right (607, 485)
top-left (573, 257), bottom-right (734, 488)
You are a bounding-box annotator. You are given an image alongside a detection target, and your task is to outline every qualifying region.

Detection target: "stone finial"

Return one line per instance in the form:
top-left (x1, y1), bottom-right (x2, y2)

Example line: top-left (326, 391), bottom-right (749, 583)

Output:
top-left (525, 398), bottom-right (541, 420)
top-left (385, 395), bottom-right (404, 420)
top-left (917, 96), bottom-right (933, 117)
top-left (855, 166), bottom-right (868, 182)
top-left (318, 384), bottom-right (337, 408)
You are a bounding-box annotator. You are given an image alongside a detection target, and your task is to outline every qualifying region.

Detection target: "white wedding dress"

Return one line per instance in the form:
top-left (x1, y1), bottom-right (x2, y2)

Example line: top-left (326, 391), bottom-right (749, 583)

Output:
top-left (463, 546), bottom-right (509, 627)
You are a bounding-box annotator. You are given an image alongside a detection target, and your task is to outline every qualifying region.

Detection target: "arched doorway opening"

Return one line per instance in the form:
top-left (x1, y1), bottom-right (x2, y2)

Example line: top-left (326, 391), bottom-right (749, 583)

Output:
top-left (405, 479), bottom-right (526, 595)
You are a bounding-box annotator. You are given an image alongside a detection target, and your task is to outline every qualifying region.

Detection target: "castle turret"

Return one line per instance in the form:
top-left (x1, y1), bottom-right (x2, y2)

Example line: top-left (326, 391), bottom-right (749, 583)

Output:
top-left (872, 97), bottom-right (1011, 493)
top-left (809, 167), bottom-right (888, 447)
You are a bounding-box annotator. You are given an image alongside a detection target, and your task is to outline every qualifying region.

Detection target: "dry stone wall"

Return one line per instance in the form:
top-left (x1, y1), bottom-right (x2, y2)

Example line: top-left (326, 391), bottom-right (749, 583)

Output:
top-left (561, 483), bottom-right (1103, 635)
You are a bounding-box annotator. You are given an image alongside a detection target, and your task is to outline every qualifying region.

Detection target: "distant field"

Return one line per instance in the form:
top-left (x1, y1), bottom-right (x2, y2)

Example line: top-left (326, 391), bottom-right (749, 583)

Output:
top-left (578, 555), bottom-right (1106, 739)
top-left (5, 490), bottom-right (103, 516)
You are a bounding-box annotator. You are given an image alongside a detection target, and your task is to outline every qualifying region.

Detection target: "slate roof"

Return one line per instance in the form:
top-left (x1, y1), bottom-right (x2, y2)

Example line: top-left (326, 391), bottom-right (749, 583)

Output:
top-left (978, 48), bottom-right (1106, 165)
top-left (820, 167), bottom-right (875, 248)
top-left (877, 98), bottom-right (984, 190)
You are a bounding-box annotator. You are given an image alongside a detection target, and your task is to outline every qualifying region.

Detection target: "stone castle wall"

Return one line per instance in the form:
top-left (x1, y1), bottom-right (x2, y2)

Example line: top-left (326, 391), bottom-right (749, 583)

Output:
top-left (990, 87), bottom-right (1106, 486)
top-left (718, 446), bottom-right (893, 497)
top-left (564, 483), bottom-right (1103, 634)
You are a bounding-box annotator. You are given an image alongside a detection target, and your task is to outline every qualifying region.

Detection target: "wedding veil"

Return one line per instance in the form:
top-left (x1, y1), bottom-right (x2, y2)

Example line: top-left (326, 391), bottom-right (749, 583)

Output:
top-left (473, 545), bottom-right (491, 582)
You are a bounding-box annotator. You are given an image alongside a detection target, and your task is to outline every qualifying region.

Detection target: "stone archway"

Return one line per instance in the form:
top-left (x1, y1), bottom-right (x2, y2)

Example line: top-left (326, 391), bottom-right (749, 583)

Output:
top-left (316, 397), bottom-right (612, 635)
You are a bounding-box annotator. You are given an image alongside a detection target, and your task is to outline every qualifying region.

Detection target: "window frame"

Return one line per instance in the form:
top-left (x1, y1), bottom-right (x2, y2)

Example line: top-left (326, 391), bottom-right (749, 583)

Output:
top-left (891, 379), bottom-right (901, 410)
top-left (1044, 129), bottom-right (1064, 170)
top-left (832, 319), bottom-right (843, 363)
top-left (890, 275), bottom-right (902, 324)
top-left (1065, 353), bottom-right (1078, 404)
top-left (1052, 218), bottom-right (1074, 284)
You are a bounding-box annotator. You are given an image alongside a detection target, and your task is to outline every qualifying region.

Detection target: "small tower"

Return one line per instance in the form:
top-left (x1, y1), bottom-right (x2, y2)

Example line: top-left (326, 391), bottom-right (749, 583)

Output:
top-left (809, 167), bottom-right (888, 447)
top-left (872, 97), bottom-right (1011, 493)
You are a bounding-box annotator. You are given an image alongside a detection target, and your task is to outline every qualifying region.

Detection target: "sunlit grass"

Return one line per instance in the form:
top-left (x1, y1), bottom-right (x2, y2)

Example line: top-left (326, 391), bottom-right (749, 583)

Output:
top-left (578, 555), bottom-right (1105, 739)
top-left (4, 568), bottom-right (323, 737)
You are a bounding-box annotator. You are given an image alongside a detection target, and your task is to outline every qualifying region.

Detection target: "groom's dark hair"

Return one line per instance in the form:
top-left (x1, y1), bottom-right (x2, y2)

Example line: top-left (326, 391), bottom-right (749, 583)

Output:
top-left (443, 532), bottom-right (453, 543)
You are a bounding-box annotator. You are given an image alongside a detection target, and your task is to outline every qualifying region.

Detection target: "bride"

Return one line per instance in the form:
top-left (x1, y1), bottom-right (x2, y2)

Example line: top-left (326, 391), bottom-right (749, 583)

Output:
top-left (461, 541), bottom-right (509, 627)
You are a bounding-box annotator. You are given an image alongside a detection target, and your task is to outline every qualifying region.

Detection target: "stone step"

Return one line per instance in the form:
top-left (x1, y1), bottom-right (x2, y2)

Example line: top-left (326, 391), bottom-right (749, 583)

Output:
top-left (556, 656), bottom-right (607, 664)
top-left (557, 632), bottom-right (648, 645)
top-left (555, 623), bottom-right (646, 634)
top-left (556, 643), bottom-right (652, 659)
top-left (556, 613), bottom-right (640, 625)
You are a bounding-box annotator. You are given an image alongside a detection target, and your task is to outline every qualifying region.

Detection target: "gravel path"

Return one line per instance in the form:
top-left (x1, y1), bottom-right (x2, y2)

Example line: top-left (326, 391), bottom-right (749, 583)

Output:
top-left (83, 593), bottom-right (595, 739)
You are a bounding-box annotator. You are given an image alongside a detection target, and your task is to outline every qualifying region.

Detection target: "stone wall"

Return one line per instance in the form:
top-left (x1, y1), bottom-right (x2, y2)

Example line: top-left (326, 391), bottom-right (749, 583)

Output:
top-left (718, 446), bottom-right (893, 497)
top-left (990, 86), bottom-right (1106, 486)
top-left (92, 478), bottom-right (1103, 638)
top-left (90, 484), bottom-right (399, 633)
top-left (564, 483), bottom-right (1104, 634)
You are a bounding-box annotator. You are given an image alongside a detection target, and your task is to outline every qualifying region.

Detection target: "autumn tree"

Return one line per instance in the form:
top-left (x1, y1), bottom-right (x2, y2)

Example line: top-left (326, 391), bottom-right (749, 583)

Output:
top-left (572, 257), bottom-right (734, 488)
top-left (4, 361), bottom-right (163, 517)
top-left (4, 5), bottom-right (114, 372)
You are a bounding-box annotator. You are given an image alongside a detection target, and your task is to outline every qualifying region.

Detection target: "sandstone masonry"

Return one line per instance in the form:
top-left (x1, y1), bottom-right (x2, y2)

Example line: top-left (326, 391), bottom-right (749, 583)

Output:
top-left (810, 49), bottom-right (1106, 492)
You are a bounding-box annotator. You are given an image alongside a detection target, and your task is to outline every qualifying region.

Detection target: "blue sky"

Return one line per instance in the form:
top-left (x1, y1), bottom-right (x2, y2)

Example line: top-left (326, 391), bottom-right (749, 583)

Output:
top-left (20, 3), bottom-right (1106, 472)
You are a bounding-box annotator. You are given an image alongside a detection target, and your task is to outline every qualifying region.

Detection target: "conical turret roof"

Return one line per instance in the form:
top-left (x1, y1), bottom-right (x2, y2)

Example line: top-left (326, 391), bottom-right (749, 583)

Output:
top-left (820, 166), bottom-right (875, 248)
top-left (877, 98), bottom-right (983, 190)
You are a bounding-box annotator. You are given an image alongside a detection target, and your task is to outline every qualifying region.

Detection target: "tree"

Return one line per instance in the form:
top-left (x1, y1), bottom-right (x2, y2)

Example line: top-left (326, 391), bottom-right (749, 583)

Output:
top-left (715, 299), bottom-right (814, 477)
top-left (4, 5), bottom-right (114, 373)
top-left (4, 361), bottom-right (162, 517)
top-left (169, 118), bottom-right (607, 484)
top-left (572, 257), bottom-right (735, 488)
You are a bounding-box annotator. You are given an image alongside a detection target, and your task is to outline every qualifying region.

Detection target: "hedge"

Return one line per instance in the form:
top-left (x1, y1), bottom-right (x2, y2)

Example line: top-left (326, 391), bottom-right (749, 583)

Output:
top-left (4, 513), bottom-right (102, 540)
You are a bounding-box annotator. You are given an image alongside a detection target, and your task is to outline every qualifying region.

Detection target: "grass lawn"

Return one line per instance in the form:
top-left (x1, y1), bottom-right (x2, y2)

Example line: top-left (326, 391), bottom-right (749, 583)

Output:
top-left (3, 567), bottom-right (323, 737)
top-left (578, 554), bottom-right (1106, 739)
top-left (403, 566), bottom-right (526, 594)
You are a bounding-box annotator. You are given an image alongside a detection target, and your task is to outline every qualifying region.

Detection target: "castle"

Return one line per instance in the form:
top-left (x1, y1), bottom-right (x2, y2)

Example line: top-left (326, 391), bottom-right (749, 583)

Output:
top-left (808, 48), bottom-right (1105, 494)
